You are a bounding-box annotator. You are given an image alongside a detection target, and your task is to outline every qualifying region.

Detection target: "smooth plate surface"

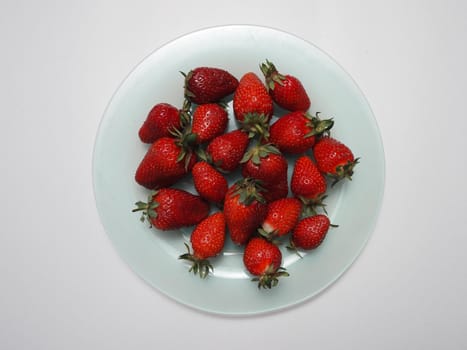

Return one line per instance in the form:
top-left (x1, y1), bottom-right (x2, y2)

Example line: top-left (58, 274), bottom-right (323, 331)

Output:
top-left (93, 25), bottom-right (385, 315)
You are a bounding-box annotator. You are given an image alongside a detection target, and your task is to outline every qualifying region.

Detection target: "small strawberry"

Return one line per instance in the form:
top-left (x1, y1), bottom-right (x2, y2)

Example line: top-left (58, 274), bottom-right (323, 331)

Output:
top-left (289, 214), bottom-right (335, 251)
top-left (179, 212), bottom-right (226, 278)
top-left (260, 198), bottom-right (302, 238)
top-left (269, 111), bottom-right (334, 154)
top-left (260, 60), bottom-right (311, 112)
top-left (243, 236), bottom-right (289, 289)
top-left (192, 161), bottom-right (228, 206)
top-left (313, 136), bottom-right (359, 186)
top-left (191, 103), bottom-right (229, 144)
top-left (132, 188), bottom-right (209, 230)
top-left (183, 67), bottom-right (239, 104)
top-left (134, 135), bottom-right (196, 189)
top-left (291, 155), bottom-right (328, 214)
top-left (223, 178), bottom-right (267, 245)
top-left (205, 129), bottom-right (250, 172)
top-left (241, 143), bottom-right (288, 185)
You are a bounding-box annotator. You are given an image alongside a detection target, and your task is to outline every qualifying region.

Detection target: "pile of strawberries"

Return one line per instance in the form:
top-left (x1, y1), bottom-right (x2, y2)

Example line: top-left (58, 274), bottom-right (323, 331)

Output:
top-left (132, 60), bottom-right (359, 289)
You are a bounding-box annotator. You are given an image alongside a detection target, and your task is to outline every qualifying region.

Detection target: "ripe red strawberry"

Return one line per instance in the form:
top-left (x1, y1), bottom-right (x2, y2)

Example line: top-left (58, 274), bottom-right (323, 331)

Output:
top-left (260, 60), bottom-right (311, 112)
top-left (132, 188), bottom-right (209, 230)
top-left (313, 136), bottom-right (359, 185)
top-left (262, 178), bottom-right (289, 203)
top-left (179, 212), bottom-right (226, 278)
top-left (183, 67), bottom-right (239, 104)
top-left (243, 236), bottom-right (289, 289)
top-left (205, 129), bottom-right (250, 172)
top-left (290, 214), bottom-right (334, 250)
top-left (291, 155), bottom-right (328, 213)
top-left (241, 143), bottom-right (288, 185)
top-left (260, 198), bottom-right (302, 238)
top-left (223, 178), bottom-right (267, 245)
top-left (192, 161), bottom-right (228, 206)
top-left (134, 136), bottom-right (196, 189)
top-left (191, 103), bottom-right (229, 144)
top-left (269, 111), bottom-right (334, 154)
top-left (233, 72), bottom-right (274, 124)
top-left (138, 103), bottom-right (187, 144)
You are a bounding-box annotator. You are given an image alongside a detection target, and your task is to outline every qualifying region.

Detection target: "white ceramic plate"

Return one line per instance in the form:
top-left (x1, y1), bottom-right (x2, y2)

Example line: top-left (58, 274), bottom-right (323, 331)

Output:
top-left (93, 25), bottom-right (385, 315)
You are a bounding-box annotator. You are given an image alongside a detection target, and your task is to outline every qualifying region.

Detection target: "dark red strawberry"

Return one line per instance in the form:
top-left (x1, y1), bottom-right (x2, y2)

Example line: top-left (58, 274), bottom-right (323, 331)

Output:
top-left (179, 212), bottom-right (226, 278)
top-left (183, 67), bottom-right (238, 104)
top-left (291, 155), bottom-right (328, 214)
top-left (192, 161), bottom-right (228, 206)
top-left (132, 188), bottom-right (209, 230)
top-left (223, 178), bottom-right (267, 245)
top-left (269, 111), bottom-right (334, 154)
top-left (260, 60), bottom-right (311, 112)
top-left (290, 214), bottom-right (335, 251)
top-left (260, 198), bottom-right (302, 238)
top-left (134, 136), bottom-right (196, 189)
top-left (313, 136), bottom-right (359, 186)
top-left (262, 178), bottom-right (289, 203)
top-left (205, 129), bottom-right (250, 172)
top-left (241, 143), bottom-right (288, 185)
top-left (243, 236), bottom-right (289, 289)
top-left (191, 103), bottom-right (229, 144)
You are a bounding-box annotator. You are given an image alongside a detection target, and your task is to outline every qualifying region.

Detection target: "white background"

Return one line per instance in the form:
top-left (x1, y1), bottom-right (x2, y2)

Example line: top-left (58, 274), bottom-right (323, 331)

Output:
top-left (1, 0), bottom-right (467, 349)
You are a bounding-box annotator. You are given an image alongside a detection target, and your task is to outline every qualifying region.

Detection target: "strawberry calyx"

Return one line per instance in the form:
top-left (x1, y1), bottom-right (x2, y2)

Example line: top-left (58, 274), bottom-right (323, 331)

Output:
top-left (169, 127), bottom-right (197, 170)
top-left (232, 177), bottom-right (266, 205)
top-left (239, 112), bottom-right (271, 139)
top-left (252, 265), bottom-right (289, 289)
top-left (257, 228), bottom-right (283, 245)
top-left (304, 112), bottom-right (334, 138)
top-left (178, 243), bottom-right (213, 279)
top-left (260, 59), bottom-right (286, 92)
top-left (329, 157), bottom-right (360, 187)
top-left (297, 194), bottom-right (328, 217)
top-left (132, 191), bottom-right (160, 227)
top-left (240, 143), bottom-right (281, 165)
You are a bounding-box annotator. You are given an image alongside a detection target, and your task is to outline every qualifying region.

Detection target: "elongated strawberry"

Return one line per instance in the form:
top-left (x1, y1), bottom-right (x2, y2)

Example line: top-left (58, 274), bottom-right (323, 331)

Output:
top-left (205, 129), bottom-right (250, 172)
top-left (183, 67), bottom-right (238, 104)
top-left (269, 111), bottom-right (334, 154)
top-left (134, 136), bottom-right (196, 189)
top-left (241, 143), bottom-right (288, 185)
top-left (260, 198), bottom-right (302, 238)
top-left (192, 161), bottom-right (228, 206)
top-left (191, 103), bottom-right (229, 144)
top-left (179, 212), bottom-right (226, 278)
top-left (223, 178), bottom-right (267, 245)
top-left (313, 136), bottom-right (359, 186)
top-left (291, 155), bottom-right (327, 214)
top-left (132, 188), bottom-right (209, 230)
top-left (289, 214), bottom-right (335, 251)
top-left (260, 60), bottom-right (311, 112)
top-left (243, 237), bottom-right (289, 289)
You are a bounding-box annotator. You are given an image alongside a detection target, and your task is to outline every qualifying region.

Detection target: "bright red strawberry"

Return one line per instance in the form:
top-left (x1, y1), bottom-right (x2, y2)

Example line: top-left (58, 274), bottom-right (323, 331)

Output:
top-left (243, 237), bottom-right (289, 289)
top-left (192, 161), bottom-right (228, 205)
top-left (183, 67), bottom-right (239, 104)
top-left (233, 72), bottom-right (274, 123)
top-left (134, 136), bottom-right (196, 189)
top-left (179, 212), bottom-right (226, 278)
top-left (205, 129), bottom-right (250, 172)
top-left (191, 103), bottom-right (229, 144)
top-left (262, 178), bottom-right (289, 203)
top-left (269, 111), bottom-right (334, 154)
top-left (223, 178), bottom-right (267, 245)
top-left (132, 188), bottom-right (209, 230)
top-left (260, 198), bottom-right (302, 238)
top-left (313, 136), bottom-right (359, 185)
top-left (241, 143), bottom-right (288, 185)
top-left (138, 102), bottom-right (189, 144)
top-left (260, 60), bottom-right (311, 112)
top-left (290, 214), bottom-right (334, 250)
top-left (291, 155), bottom-right (327, 213)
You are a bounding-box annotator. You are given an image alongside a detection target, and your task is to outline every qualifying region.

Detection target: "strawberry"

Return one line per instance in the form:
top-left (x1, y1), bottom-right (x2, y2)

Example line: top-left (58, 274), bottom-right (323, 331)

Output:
top-left (132, 188), bottom-right (209, 230)
top-left (313, 136), bottom-right (359, 186)
top-left (241, 143), bottom-right (288, 185)
top-left (205, 129), bottom-right (250, 172)
top-left (269, 111), bottom-right (334, 154)
top-left (260, 198), bottom-right (302, 238)
top-left (138, 103), bottom-right (188, 144)
top-left (262, 178), bottom-right (289, 203)
top-left (183, 67), bottom-right (238, 104)
top-left (223, 178), bottom-right (267, 245)
top-left (233, 72), bottom-right (274, 138)
top-left (291, 155), bottom-right (328, 214)
top-left (191, 103), bottom-right (229, 144)
top-left (179, 212), bottom-right (226, 278)
top-left (192, 161), bottom-right (228, 206)
top-left (134, 136), bottom-right (196, 189)
top-left (260, 60), bottom-right (311, 112)
top-left (243, 237), bottom-right (289, 289)
top-left (290, 214), bottom-right (335, 251)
